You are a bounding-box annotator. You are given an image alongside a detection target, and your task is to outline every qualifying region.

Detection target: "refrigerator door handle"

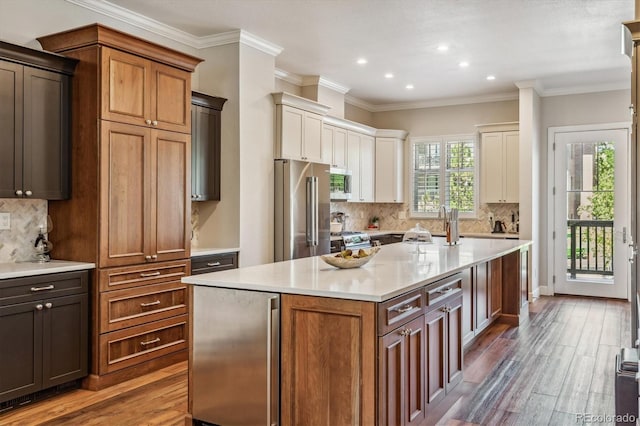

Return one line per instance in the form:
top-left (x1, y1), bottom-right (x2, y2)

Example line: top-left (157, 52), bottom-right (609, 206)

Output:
top-left (306, 177), bottom-right (313, 247)
top-left (313, 176), bottom-right (319, 246)
top-left (267, 296), bottom-right (280, 426)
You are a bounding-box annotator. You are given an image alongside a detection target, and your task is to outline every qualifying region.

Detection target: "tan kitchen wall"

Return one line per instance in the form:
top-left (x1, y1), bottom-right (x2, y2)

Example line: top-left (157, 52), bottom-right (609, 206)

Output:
top-left (275, 78), bottom-right (303, 96)
top-left (345, 102), bottom-right (375, 126)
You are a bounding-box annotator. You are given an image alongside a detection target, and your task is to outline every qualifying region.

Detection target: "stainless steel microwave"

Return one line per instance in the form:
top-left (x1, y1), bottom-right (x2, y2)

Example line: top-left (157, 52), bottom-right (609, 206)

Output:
top-left (330, 167), bottom-right (352, 201)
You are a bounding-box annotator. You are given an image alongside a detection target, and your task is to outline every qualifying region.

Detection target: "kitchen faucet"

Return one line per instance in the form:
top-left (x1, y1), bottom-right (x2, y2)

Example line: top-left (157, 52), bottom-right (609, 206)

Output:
top-left (439, 205), bottom-right (448, 231)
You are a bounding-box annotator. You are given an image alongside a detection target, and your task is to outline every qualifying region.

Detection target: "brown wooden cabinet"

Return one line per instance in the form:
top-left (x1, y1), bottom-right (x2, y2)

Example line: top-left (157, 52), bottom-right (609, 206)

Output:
top-left (191, 91), bottom-right (226, 201)
top-left (0, 41), bottom-right (77, 200)
top-left (0, 271), bottom-right (88, 406)
top-left (38, 24), bottom-right (201, 389)
top-left (462, 258), bottom-right (504, 346)
top-left (191, 252), bottom-right (238, 275)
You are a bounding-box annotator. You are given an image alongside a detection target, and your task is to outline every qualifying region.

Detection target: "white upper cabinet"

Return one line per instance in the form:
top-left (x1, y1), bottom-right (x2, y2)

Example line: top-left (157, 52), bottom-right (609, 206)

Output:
top-left (273, 92), bottom-right (330, 163)
top-left (479, 124), bottom-right (519, 204)
top-left (347, 131), bottom-right (375, 203)
top-left (375, 130), bottom-right (407, 203)
top-left (322, 123), bottom-right (348, 169)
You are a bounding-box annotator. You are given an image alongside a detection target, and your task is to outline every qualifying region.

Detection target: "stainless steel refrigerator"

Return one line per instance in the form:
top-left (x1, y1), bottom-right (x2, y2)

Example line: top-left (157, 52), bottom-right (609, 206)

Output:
top-left (274, 159), bottom-right (330, 261)
top-left (191, 286), bottom-right (280, 426)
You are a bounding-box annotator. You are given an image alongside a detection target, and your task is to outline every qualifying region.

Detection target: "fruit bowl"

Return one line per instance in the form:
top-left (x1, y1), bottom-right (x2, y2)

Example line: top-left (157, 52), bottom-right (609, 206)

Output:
top-left (321, 247), bottom-right (380, 269)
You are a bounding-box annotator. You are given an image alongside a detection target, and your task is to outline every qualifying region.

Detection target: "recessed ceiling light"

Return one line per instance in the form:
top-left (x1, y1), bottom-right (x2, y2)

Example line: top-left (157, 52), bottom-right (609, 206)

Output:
top-left (357, 58), bottom-right (367, 65)
top-left (385, 73), bottom-right (394, 79)
top-left (486, 75), bottom-right (496, 81)
top-left (437, 45), bottom-right (449, 52)
top-left (406, 84), bottom-right (414, 89)
top-left (459, 61), bottom-right (469, 68)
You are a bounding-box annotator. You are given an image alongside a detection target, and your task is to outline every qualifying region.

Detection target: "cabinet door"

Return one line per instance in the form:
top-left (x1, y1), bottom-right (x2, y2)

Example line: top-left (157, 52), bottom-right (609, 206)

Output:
top-left (99, 121), bottom-right (151, 267)
top-left (101, 47), bottom-right (150, 127)
top-left (480, 132), bottom-right (503, 203)
top-left (150, 62), bottom-right (190, 133)
top-left (475, 262), bottom-right (491, 333)
top-left (302, 111), bottom-right (323, 163)
top-left (490, 257), bottom-right (503, 319)
top-left (0, 301), bottom-right (42, 402)
top-left (333, 127), bottom-right (348, 169)
top-left (503, 131), bottom-right (519, 203)
top-left (347, 131), bottom-right (361, 202)
top-left (360, 135), bottom-right (375, 202)
top-left (152, 130), bottom-right (191, 262)
top-left (42, 294), bottom-right (88, 388)
top-left (191, 105), bottom-right (220, 201)
top-left (321, 124), bottom-right (334, 166)
top-left (425, 307), bottom-right (446, 405)
top-left (461, 268), bottom-right (474, 345)
top-left (280, 105), bottom-right (304, 160)
top-left (375, 137), bottom-right (403, 203)
top-left (0, 61), bottom-right (22, 198)
top-left (23, 67), bottom-right (70, 200)
top-left (379, 315), bottom-right (426, 426)
top-left (446, 295), bottom-right (463, 392)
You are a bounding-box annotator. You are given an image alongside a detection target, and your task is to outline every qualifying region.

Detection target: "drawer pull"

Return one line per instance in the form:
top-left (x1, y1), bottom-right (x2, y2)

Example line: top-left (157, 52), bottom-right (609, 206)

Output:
top-left (399, 328), bottom-right (413, 337)
top-left (35, 304), bottom-right (43, 311)
top-left (437, 288), bottom-right (453, 294)
top-left (140, 271), bottom-right (161, 278)
top-left (395, 304), bottom-right (414, 314)
top-left (31, 285), bottom-right (54, 292)
top-left (206, 262), bottom-right (222, 267)
top-left (140, 300), bottom-right (161, 308)
top-left (45, 303), bottom-right (52, 309)
top-left (140, 337), bottom-right (161, 346)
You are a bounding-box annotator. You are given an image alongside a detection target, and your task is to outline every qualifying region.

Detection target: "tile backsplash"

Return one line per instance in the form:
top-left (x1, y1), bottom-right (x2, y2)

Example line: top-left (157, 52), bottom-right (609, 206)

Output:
top-left (330, 202), bottom-right (519, 234)
top-left (0, 199), bottom-right (48, 262)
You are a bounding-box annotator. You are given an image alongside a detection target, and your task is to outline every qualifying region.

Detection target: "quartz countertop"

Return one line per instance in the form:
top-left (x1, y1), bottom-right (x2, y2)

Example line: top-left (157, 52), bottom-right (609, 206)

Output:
top-left (365, 229), bottom-right (519, 239)
top-left (0, 260), bottom-right (96, 280)
top-left (191, 247), bottom-right (240, 257)
top-left (183, 237), bottom-right (531, 302)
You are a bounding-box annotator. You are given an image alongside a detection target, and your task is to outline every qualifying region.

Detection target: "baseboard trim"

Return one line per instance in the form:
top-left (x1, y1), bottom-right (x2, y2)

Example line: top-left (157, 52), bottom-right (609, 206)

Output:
top-left (539, 285), bottom-right (554, 296)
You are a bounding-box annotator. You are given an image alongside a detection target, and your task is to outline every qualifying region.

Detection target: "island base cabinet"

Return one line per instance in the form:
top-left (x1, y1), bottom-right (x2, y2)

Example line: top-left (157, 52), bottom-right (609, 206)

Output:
top-left (281, 294), bottom-right (376, 426)
top-left (379, 315), bottom-right (426, 426)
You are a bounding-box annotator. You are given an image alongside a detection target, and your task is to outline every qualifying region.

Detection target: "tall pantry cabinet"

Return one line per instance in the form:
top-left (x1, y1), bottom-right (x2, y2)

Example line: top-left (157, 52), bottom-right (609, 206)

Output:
top-left (38, 24), bottom-right (202, 389)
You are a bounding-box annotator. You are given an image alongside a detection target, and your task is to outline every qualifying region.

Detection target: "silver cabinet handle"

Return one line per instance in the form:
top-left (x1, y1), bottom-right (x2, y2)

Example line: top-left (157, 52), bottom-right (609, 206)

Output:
top-left (45, 302), bottom-right (52, 309)
top-left (395, 304), bottom-right (413, 313)
top-left (151, 254), bottom-right (157, 260)
top-left (145, 255), bottom-right (152, 261)
top-left (140, 271), bottom-right (161, 278)
top-left (140, 300), bottom-right (161, 307)
top-left (31, 285), bottom-right (54, 292)
top-left (206, 262), bottom-right (221, 267)
top-left (152, 120), bottom-right (158, 126)
top-left (25, 190), bottom-right (32, 196)
top-left (140, 337), bottom-right (160, 346)
top-left (15, 190), bottom-right (23, 196)
top-left (438, 288), bottom-right (453, 294)
top-left (145, 119), bottom-right (152, 125)
top-left (35, 304), bottom-right (43, 310)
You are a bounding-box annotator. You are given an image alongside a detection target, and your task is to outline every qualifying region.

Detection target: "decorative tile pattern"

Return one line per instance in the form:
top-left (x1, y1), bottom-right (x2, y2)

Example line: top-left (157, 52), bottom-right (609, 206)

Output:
top-left (0, 199), bottom-right (48, 263)
top-left (191, 203), bottom-right (200, 246)
top-left (330, 202), bottom-right (520, 234)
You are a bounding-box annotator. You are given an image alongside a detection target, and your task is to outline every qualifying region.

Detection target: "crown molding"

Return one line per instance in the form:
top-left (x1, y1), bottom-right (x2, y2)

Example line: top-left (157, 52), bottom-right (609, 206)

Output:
top-left (275, 68), bottom-right (303, 86)
top-left (344, 94), bottom-right (376, 112)
top-left (515, 79), bottom-right (544, 94)
top-left (324, 115), bottom-right (376, 136)
top-left (65, 0), bottom-right (283, 56)
top-left (537, 81), bottom-right (630, 97)
top-left (272, 92), bottom-right (331, 115)
top-left (375, 129), bottom-right (409, 139)
top-left (301, 76), bottom-right (350, 94)
top-left (475, 121), bottom-right (519, 132)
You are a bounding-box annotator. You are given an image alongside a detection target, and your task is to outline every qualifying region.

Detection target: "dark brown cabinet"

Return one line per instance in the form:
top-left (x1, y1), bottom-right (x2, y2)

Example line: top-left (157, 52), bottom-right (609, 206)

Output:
top-left (0, 41), bottom-right (76, 199)
top-left (374, 233), bottom-right (405, 246)
top-left (191, 91), bottom-right (226, 201)
top-left (462, 258), bottom-right (503, 346)
top-left (0, 271), bottom-right (88, 406)
top-left (191, 252), bottom-right (238, 275)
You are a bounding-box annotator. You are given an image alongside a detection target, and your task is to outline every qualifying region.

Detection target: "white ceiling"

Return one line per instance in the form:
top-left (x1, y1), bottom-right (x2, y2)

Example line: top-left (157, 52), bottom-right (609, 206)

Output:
top-left (100, 0), bottom-right (633, 109)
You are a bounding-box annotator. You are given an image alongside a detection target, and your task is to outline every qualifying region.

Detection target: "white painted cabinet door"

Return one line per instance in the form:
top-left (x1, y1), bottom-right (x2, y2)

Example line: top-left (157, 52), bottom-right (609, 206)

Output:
top-left (375, 137), bottom-right (404, 202)
top-left (360, 135), bottom-right (375, 202)
top-left (503, 131), bottom-right (519, 203)
top-left (347, 131), bottom-right (362, 202)
top-left (321, 124), bottom-right (334, 165)
top-left (280, 105), bottom-right (304, 160)
top-left (333, 127), bottom-right (348, 169)
top-left (303, 111), bottom-right (324, 163)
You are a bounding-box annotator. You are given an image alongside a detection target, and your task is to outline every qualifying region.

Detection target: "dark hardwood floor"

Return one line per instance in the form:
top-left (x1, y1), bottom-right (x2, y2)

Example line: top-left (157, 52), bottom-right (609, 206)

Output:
top-left (0, 295), bottom-right (631, 426)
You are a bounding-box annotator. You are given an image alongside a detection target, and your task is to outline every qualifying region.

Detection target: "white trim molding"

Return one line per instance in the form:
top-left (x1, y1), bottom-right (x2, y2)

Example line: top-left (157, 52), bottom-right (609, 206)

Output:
top-left (475, 121), bottom-right (519, 133)
top-left (323, 115), bottom-right (376, 136)
top-left (65, 0), bottom-right (283, 55)
top-left (271, 92), bottom-right (331, 115)
top-left (301, 76), bottom-right (350, 94)
top-left (274, 68), bottom-right (303, 86)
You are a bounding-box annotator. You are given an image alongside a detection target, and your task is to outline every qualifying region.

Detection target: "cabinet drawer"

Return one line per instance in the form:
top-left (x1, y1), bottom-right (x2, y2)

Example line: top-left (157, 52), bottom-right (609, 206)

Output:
top-left (99, 315), bottom-right (187, 374)
top-left (99, 260), bottom-right (190, 292)
top-left (0, 271), bottom-right (88, 306)
top-left (99, 281), bottom-right (188, 332)
top-left (377, 288), bottom-right (424, 336)
top-left (425, 273), bottom-right (462, 309)
top-left (191, 252), bottom-right (238, 275)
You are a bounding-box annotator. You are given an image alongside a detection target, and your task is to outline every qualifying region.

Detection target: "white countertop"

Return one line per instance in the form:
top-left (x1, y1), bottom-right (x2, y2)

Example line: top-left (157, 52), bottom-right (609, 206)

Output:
top-left (365, 230), bottom-right (519, 239)
top-left (0, 260), bottom-right (96, 280)
top-left (191, 247), bottom-right (240, 257)
top-left (183, 237), bottom-right (531, 302)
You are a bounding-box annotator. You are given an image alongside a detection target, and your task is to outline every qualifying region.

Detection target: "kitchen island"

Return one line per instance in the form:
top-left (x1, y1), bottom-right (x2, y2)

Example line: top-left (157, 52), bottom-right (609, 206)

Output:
top-left (183, 237), bottom-right (531, 425)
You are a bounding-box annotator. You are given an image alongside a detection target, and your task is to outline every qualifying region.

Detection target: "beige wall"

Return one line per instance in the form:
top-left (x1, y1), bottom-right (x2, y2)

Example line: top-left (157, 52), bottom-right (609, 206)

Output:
top-left (345, 103), bottom-right (375, 126)
top-left (275, 78), bottom-right (302, 96)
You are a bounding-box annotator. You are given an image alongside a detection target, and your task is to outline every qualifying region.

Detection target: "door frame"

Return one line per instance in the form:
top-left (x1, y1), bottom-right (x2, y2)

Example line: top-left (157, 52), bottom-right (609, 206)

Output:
top-left (546, 122), bottom-right (632, 298)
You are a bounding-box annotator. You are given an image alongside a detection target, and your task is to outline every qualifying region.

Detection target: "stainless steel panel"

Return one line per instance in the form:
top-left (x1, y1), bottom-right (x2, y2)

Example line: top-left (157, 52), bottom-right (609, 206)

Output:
top-left (192, 286), bottom-right (279, 426)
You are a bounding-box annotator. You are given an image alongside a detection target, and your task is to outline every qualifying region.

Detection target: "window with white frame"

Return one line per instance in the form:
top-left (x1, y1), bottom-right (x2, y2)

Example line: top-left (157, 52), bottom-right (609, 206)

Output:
top-left (410, 134), bottom-right (478, 218)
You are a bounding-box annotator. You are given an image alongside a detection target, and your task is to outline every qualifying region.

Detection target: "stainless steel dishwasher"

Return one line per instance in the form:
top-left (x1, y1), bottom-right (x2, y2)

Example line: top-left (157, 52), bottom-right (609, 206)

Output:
top-left (192, 286), bottom-right (279, 426)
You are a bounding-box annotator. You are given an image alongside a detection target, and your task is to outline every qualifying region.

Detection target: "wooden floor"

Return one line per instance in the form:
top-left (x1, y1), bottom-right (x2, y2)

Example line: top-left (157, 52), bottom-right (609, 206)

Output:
top-left (0, 295), bottom-right (631, 426)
